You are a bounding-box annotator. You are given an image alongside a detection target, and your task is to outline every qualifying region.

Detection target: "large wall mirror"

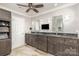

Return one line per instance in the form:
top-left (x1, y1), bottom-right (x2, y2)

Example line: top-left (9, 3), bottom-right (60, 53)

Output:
top-left (32, 20), bottom-right (40, 32)
top-left (31, 15), bottom-right (63, 32)
top-left (52, 15), bottom-right (63, 32)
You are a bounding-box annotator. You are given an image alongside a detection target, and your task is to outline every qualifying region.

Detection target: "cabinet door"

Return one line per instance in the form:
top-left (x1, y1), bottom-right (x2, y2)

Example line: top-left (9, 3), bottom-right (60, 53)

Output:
top-left (48, 36), bottom-right (65, 55)
top-left (48, 41), bottom-right (56, 55)
top-left (27, 34), bottom-right (32, 46)
top-left (34, 35), bottom-right (39, 49)
top-left (55, 44), bottom-right (65, 56)
top-left (5, 39), bottom-right (11, 55)
top-left (30, 35), bottom-right (37, 47)
top-left (0, 9), bottom-right (11, 21)
top-left (25, 34), bottom-right (30, 45)
top-left (48, 36), bottom-right (58, 55)
top-left (26, 34), bottom-right (37, 47)
top-left (63, 45), bottom-right (78, 56)
top-left (77, 40), bottom-right (79, 55)
top-left (64, 39), bottom-right (78, 56)
top-left (37, 35), bottom-right (47, 52)
top-left (0, 39), bottom-right (11, 56)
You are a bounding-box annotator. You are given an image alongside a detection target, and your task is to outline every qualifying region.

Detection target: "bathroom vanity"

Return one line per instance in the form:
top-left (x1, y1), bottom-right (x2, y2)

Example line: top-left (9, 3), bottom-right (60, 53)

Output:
top-left (25, 33), bottom-right (79, 56)
top-left (28, 14), bottom-right (79, 56)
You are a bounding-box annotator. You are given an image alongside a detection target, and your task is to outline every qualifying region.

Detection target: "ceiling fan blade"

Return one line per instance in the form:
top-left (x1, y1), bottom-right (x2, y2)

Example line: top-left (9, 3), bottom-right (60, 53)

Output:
top-left (28, 3), bottom-right (32, 7)
top-left (26, 8), bottom-right (31, 12)
top-left (32, 9), bottom-right (39, 13)
top-left (17, 4), bottom-right (28, 7)
top-left (34, 4), bottom-right (43, 8)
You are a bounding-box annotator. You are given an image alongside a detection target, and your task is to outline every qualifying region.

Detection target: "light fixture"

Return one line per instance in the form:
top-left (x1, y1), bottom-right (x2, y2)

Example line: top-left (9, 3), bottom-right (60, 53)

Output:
top-left (54, 3), bottom-right (58, 7)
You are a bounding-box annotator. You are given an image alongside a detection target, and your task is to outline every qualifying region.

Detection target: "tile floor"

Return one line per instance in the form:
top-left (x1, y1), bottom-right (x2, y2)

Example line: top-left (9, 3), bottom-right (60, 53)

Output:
top-left (9, 45), bottom-right (52, 56)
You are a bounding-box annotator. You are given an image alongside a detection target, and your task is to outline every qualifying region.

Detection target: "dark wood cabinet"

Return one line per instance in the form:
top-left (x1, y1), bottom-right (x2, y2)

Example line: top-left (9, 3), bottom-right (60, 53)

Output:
top-left (29, 35), bottom-right (37, 47)
top-left (63, 44), bottom-right (78, 56)
top-left (0, 9), bottom-right (11, 21)
top-left (48, 36), bottom-right (79, 56)
top-left (25, 34), bottom-right (29, 44)
top-left (25, 34), bottom-right (79, 56)
top-left (48, 36), bottom-right (65, 55)
top-left (48, 41), bottom-right (56, 55)
top-left (64, 38), bottom-right (78, 56)
top-left (34, 35), bottom-right (39, 49)
top-left (36, 35), bottom-right (47, 52)
top-left (25, 34), bottom-right (47, 52)
top-left (25, 34), bottom-right (37, 47)
top-left (25, 34), bottom-right (32, 45)
top-left (0, 39), bottom-right (11, 56)
top-left (0, 8), bottom-right (11, 56)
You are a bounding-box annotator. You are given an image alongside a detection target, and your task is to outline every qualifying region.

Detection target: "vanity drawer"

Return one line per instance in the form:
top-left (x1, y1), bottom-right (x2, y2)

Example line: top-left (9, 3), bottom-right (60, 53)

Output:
top-left (64, 38), bottom-right (77, 45)
top-left (48, 36), bottom-right (64, 44)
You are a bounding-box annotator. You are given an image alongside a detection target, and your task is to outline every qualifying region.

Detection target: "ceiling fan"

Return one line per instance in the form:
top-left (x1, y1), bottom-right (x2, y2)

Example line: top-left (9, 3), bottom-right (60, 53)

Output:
top-left (17, 3), bottom-right (44, 13)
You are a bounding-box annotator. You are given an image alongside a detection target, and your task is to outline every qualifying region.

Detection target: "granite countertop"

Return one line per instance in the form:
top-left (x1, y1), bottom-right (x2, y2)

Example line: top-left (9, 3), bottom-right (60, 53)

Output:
top-left (26, 33), bottom-right (79, 39)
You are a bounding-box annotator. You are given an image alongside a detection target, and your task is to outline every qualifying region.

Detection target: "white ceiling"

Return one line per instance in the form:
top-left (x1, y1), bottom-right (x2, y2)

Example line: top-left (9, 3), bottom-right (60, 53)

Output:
top-left (0, 3), bottom-right (74, 17)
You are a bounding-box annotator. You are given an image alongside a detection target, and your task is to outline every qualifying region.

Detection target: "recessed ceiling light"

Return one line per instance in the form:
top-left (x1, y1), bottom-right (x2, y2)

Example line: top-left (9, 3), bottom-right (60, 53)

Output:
top-left (54, 3), bottom-right (58, 7)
